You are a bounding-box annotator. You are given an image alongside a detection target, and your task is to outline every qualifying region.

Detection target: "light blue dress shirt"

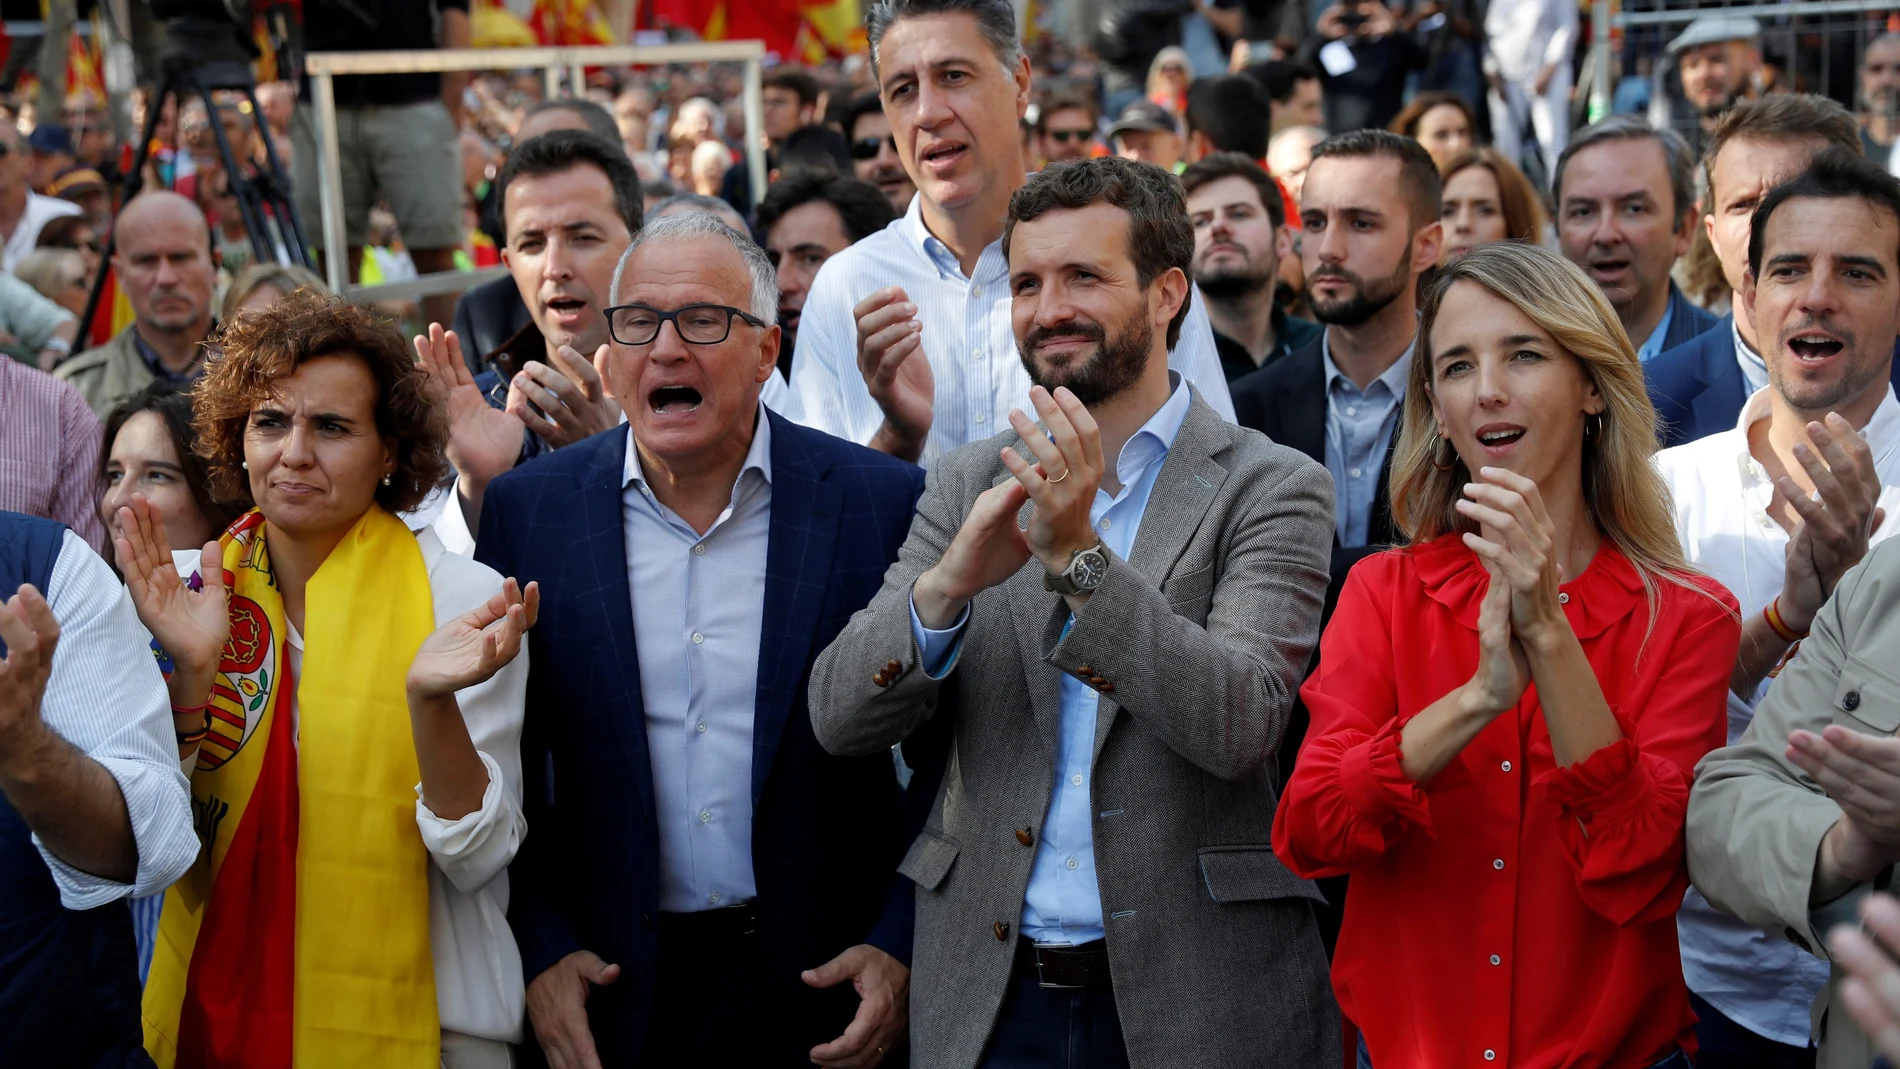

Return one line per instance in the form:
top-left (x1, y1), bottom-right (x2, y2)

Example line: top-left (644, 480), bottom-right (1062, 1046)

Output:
top-left (1321, 332), bottom-right (1412, 548)
top-left (909, 376), bottom-right (1194, 944)
top-left (788, 195), bottom-right (1235, 466)
top-left (1636, 299), bottom-right (1676, 364)
top-left (1732, 317), bottom-right (1769, 398)
top-left (624, 412), bottom-right (772, 913)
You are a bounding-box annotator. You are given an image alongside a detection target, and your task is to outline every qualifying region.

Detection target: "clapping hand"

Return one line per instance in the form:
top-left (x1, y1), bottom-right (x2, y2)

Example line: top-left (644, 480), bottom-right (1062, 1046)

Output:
top-left (414, 323), bottom-right (524, 493)
top-left (406, 578), bottom-right (540, 700)
top-left (509, 345), bottom-right (622, 448)
top-left (854, 287), bottom-right (935, 461)
top-left (1002, 386), bottom-right (1104, 578)
top-left (113, 494), bottom-right (227, 704)
top-left (1463, 556), bottom-right (1531, 717)
top-left (1775, 414), bottom-right (1885, 633)
top-left (1828, 892), bottom-right (1900, 1060)
top-left (0, 583), bottom-right (59, 750)
top-left (1455, 466), bottom-right (1570, 651)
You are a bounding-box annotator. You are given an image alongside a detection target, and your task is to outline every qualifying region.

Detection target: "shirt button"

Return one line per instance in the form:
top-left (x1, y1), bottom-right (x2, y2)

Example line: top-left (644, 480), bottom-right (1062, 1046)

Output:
top-left (1345, 405), bottom-right (1358, 415)
top-left (971, 285), bottom-right (983, 297)
top-left (699, 809), bottom-right (712, 823)
top-left (975, 413), bottom-right (986, 423)
top-left (1066, 857), bottom-right (1079, 870)
top-left (709, 892), bottom-right (721, 905)
top-left (1493, 858), bottom-right (1505, 870)
top-left (1558, 592), bottom-right (1570, 605)
top-left (1099, 517), bottom-right (1112, 531)
top-left (696, 720), bottom-right (707, 733)
top-left (1071, 774), bottom-right (1084, 786)
top-left (692, 632), bottom-right (705, 644)
top-left (1489, 954), bottom-right (1501, 965)
top-left (1501, 760), bottom-right (1512, 772)
top-left (1349, 467), bottom-right (1363, 478)
top-left (692, 543), bottom-right (706, 556)
top-left (1484, 1051), bottom-right (1496, 1061)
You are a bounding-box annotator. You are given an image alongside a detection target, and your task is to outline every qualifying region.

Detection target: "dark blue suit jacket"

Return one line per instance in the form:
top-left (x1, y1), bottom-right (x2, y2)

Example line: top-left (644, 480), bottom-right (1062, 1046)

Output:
top-left (477, 412), bottom-right (927, 1065)
top-left (1646, 314), bottom-right (1900, 449)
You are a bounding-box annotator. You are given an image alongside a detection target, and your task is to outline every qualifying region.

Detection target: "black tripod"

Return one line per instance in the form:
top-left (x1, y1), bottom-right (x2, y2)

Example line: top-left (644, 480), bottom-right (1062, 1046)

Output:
top-left (76, 17), bottom-right (312, 343)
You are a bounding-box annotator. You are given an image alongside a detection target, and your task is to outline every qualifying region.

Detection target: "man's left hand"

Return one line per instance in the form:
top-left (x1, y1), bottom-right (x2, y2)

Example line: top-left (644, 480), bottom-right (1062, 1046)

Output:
top-left (1003, 385), bottom-right (1104, 576)
top-left (507, 345), bottom-right (623, 448)
top-left (803, 944), bottom-right (909, 1068)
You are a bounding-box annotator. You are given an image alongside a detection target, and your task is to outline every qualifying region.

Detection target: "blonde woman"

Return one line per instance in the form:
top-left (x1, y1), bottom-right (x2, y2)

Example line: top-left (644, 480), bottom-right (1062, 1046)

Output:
top-left (1147, 46), bottom-right (1193, 120)
top-left (1273, 242), bottom-right (1739, 1069)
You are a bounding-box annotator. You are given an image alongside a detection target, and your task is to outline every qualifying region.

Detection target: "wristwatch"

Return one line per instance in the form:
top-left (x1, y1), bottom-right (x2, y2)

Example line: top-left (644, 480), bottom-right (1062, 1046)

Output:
top-left (1044, 541), bottom-right (1111, 596)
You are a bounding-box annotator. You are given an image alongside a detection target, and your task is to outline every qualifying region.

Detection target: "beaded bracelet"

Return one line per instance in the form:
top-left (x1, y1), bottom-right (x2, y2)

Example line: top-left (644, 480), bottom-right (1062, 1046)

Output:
top-left (1763, 596), bottom-right (1808, 643)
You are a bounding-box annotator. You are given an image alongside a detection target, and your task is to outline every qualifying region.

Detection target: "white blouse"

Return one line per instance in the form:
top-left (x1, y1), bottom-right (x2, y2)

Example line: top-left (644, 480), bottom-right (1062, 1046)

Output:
top-left (175, 525), bottom-right (528, 1045)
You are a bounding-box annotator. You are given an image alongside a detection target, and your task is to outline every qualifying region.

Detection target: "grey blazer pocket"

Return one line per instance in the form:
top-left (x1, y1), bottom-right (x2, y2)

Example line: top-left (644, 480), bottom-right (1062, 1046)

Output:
top-left (1837, 655), bottom-right (1900, 733)
top-left (1198, 845), bottom-right (1326, 904)
top-left (1163, 565), bottom-right (1217, 612)
top-left (899, 828), bottom-right (961, 891)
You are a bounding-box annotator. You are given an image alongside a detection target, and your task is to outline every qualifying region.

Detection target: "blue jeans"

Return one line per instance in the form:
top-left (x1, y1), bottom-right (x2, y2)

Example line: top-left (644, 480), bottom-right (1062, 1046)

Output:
top-left (1359, 1036), bottom-right (1692, 1069)
top-left (1689, 992), bottom-right (1816, 1069)
top-left (978, 974), bottom-right (1130, 1069)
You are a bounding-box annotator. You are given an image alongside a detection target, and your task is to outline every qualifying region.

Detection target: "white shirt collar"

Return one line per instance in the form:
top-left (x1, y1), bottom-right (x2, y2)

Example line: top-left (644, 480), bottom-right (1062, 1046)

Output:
top-left (623, 405), bottom-right (774, 493)
top-left (1732, 384), bottom-right (1900, 471)
top-left (1731, 318), bottom-right (1768, 396)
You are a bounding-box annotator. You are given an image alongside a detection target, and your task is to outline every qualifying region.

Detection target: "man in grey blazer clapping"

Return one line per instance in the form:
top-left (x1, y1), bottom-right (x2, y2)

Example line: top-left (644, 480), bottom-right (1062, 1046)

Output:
top-left (810, 155), bottom-right (1341, 1069)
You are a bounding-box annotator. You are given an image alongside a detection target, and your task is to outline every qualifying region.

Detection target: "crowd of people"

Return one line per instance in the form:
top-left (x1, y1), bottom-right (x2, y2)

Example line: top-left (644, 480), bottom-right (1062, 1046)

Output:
top-left (16, 0), bottom-right (1900, 1067)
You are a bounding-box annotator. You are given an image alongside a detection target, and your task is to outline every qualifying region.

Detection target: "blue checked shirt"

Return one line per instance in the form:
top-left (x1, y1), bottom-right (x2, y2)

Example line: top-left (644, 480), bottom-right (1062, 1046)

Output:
top-left (1321, 333), bottom-right (1412, 548)
top-left (788, 195), bottom-right (1234, 466)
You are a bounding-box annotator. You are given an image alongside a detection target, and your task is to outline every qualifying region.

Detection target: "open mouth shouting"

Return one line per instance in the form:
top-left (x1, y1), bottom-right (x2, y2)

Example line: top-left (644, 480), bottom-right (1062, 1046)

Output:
top-left (918, 140), bottom-right (969, 176)
top-left (1474, 422), bottom-right (1527, 458)
top-left (648, 384), bottom-right (705, 415)
top-left (545, 295), bottom-right (590, 328)
top-left (1785, 328), bottom-right (1847, 366)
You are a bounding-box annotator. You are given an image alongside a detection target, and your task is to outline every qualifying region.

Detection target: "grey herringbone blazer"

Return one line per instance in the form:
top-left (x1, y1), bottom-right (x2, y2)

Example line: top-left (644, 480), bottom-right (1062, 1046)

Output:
top-left (809, 391), bottom-right (1341, 1069)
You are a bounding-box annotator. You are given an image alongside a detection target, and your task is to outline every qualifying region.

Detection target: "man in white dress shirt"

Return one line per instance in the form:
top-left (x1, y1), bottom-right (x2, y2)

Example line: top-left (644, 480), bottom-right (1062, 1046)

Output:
top-left (0, 512), bottom-right (196, 1064)
top-left (788, 0), bottom-right (1234, 465)
top-left (1664, 148), bottom-right (1900, 1068)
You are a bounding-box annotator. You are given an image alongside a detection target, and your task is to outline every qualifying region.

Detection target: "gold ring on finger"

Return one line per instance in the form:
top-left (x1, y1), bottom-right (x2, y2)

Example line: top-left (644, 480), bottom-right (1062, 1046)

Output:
top-left (1047, 468), bottom-right (1070, 484)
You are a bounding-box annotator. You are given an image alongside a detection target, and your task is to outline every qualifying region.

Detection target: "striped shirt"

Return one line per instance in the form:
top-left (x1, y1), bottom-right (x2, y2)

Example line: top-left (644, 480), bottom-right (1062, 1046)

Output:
top-left (35, 530), bottom-right (197, 909)
top-left (788, 194), bottom-right (1236, 466)
top-left (0, 358), bottom-right (106, 552)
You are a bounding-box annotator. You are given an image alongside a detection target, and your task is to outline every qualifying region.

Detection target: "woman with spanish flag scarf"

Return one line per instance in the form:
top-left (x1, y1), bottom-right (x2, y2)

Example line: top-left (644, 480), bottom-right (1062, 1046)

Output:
top-left (111, 289), bottom-right (535, 1069)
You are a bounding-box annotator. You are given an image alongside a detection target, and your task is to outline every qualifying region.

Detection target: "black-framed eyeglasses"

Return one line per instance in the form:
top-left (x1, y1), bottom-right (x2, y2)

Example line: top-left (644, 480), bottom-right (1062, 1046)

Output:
top-left (850, 135), bottom-right (897, 160)
top-left (1045, 129), bottom-right (1093, 144)
top-left (606, 302), bottom-right (766, 347)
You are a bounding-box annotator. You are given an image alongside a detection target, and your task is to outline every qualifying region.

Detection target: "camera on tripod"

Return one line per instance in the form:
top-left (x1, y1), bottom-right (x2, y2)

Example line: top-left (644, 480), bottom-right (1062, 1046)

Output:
top-left (76, 0), bottom-right (311, 340)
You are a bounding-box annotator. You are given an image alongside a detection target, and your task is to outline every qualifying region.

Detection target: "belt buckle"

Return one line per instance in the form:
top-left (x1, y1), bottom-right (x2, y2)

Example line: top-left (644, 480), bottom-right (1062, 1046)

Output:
top-left (1032, 944), bottom-right (1083, 990)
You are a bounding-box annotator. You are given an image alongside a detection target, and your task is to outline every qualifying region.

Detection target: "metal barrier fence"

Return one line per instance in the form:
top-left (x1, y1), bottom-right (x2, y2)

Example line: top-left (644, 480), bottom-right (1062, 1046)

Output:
top-left (1588, 0), bottom-right (1896, 127)
top-left (303, 39), bottom-right (768, 306)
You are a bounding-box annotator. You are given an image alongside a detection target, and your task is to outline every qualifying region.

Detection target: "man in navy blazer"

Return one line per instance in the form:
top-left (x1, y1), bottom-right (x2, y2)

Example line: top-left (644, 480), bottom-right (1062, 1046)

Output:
top-left (477, 212), bottom-right (927, 1067)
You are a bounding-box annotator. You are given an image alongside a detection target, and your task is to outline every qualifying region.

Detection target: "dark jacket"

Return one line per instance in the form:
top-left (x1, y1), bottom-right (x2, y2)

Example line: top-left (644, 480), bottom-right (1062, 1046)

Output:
top-left (1647, 313), bottom-right (1900, 449)
top-left (1651, 282), bottom-right (1721, 358)
top-left (477, 414), bottom-right (928, 1065)
top-left (450, 274), bottom-right (533, 375)
top-left (1214, 310), bottom-right (1324, 382)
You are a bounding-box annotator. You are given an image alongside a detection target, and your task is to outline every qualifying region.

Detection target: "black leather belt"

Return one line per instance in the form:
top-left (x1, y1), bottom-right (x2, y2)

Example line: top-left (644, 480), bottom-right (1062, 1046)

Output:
top-left (1014, 937), bottom-right (1112, 991)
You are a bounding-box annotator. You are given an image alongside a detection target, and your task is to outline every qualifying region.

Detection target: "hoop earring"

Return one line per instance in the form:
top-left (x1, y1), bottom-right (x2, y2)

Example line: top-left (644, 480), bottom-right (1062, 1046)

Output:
top-left (1585, 412), bottom-right (1604, 442)
top-left (1433, 431), bottom-right (1458, 472)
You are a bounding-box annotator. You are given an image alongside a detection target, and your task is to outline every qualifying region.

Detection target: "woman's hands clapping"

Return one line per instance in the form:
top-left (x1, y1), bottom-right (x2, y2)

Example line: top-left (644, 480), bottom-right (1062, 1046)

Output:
top-left (407, 578), bottom-right (540, 700)
top-left (1454, 466), bottom-right (1573, 716)
top-left (113, 494), bottom-right (229, 706)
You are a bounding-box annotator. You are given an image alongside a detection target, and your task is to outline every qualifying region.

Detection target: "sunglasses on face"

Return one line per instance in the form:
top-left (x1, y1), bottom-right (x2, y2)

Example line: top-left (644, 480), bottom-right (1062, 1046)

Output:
top-left (850, 135), bottom-right (897, 161)
top-left (1045, 129), bottom-right (1092, 144)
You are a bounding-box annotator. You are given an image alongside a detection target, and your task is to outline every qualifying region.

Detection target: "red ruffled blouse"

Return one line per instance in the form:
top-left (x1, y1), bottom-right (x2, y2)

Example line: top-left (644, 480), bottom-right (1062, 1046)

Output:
top-left (1272, 535), bottom-right (1740, 1069)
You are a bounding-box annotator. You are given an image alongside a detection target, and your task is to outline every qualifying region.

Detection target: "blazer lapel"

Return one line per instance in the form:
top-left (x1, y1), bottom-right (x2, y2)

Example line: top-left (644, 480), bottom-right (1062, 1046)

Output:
top-left (576, 427), bottom-right (657, 819)
top-left (998, 442), bottom-right (1065, 757)
top-left (753, 415), bottom-right (841, 806)
top-left (1274, 350), bottom-right (1327, 465)
top-left (1092, 396), bottom-right (1232, 760)
top-left (1692, 325), bottom-right (1747, 437)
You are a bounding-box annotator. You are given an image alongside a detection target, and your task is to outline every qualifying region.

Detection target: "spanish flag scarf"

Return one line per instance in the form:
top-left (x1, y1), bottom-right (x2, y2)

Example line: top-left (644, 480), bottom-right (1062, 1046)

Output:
top-left (144, 506), bottom-right (440, 1069)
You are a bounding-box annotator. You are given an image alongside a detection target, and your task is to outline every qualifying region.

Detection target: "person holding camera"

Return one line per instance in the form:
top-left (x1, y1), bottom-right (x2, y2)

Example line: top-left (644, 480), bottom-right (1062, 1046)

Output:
top-left (1299, 1), bottom-right (1427, 134)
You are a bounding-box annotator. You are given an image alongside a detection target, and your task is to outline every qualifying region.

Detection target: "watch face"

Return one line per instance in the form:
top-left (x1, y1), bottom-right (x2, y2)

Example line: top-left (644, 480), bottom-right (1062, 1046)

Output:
top-left (1071, 548), bottom-right (1109, 590)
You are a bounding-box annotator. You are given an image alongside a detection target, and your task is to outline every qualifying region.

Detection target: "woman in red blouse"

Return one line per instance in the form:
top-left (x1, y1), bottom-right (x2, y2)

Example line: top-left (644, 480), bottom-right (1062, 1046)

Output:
top-left (1272, 242), bottom-right (1740, 1069)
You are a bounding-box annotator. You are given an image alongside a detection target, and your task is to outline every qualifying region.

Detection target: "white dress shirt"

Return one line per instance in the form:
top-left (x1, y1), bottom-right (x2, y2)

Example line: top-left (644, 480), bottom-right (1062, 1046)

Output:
top-left (1732, 318), bottom-right (1769, 399)
top-left (788, 195), bottom-right (1235, 466)
top-left (624, 410), bottom-right (772, 913)
top-left (35, 530), bottom-right (196, 908)
top-left (1658, 385), bottom-right (1900, 1046)
top-left (176, 525), bottom-right (530, 1052)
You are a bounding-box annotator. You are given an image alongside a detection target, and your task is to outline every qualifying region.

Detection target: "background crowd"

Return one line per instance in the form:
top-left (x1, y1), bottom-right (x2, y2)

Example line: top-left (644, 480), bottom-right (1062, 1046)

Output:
top-left (14, 0), bottom-right (1900, 1067)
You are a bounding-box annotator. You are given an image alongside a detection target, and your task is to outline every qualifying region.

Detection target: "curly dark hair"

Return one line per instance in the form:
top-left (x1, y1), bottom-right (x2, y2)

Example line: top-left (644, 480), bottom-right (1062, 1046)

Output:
top-left (193, 289), bottom-right (449, 513)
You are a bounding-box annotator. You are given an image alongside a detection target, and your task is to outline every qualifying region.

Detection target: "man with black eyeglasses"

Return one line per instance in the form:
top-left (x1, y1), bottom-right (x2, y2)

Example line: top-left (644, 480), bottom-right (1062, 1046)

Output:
top-left (1036, 91), bottom-right (1099, 166)
top-left (478, 209), bottom-right (928, 1068)
top-left (844, 90), bottom-right (918, 213)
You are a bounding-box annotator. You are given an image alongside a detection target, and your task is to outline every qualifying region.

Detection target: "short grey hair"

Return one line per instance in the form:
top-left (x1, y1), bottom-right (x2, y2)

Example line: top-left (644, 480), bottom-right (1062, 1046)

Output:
top-left (866, 0), bottom-right (1021, 77)
top-left (649, 192), bottom-right (748, 232)
top-left (1553, 115), bottom-right (1697, 232)
top-left (610, 211), bottom-right (779, 325)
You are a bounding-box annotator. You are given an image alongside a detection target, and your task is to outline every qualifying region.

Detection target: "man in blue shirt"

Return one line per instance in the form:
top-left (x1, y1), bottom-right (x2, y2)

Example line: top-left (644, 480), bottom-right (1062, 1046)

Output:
top-left (812, 155), bottom-right (1338, 1069)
